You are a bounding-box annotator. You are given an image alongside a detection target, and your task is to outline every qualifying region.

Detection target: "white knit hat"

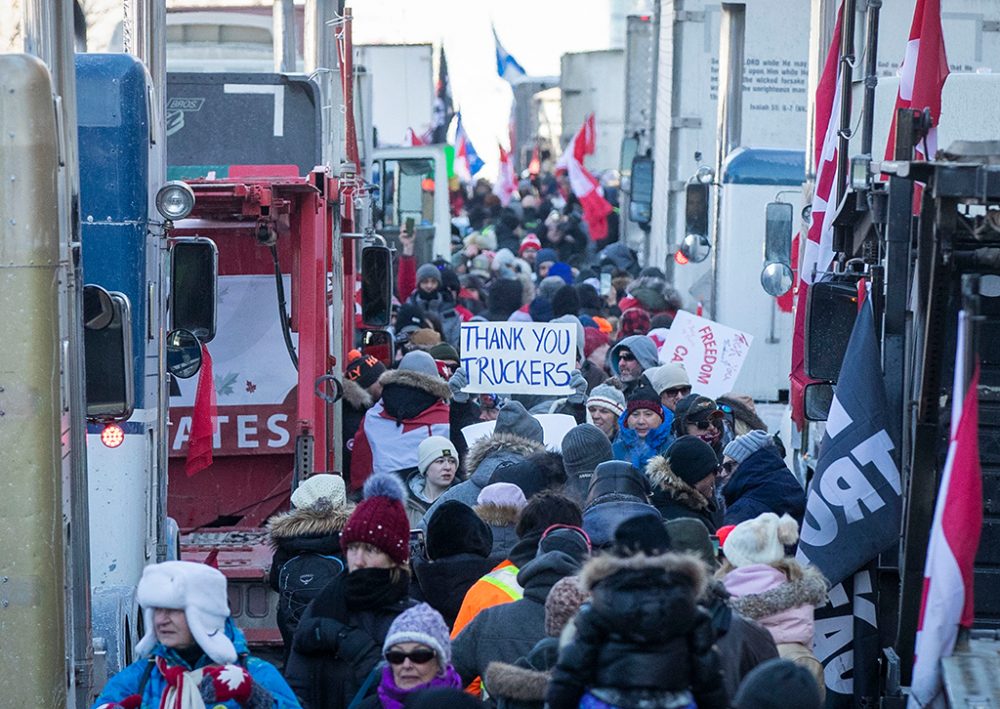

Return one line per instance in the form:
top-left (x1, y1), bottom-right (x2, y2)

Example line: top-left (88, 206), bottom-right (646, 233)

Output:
top-left (135, 561), bottom-right (237, 664)
top-left (722, 512), bottom-right (799, 568)
top-left (418, 436), bottom-right (457, 474)
top-left (646, 364), bottom-right (691, 395)
top-left (586, 383), bottom-right (626, 417)
top-left (291, 473), bottom-right (347, 510)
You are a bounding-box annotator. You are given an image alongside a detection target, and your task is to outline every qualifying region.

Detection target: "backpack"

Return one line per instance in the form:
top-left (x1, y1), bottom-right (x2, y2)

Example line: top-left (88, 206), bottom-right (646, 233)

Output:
top-left (277, 553), bottom-right (346, 634)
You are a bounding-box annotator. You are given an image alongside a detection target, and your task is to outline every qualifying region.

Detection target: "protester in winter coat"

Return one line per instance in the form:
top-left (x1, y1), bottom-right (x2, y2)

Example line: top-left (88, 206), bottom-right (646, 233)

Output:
top-left (343, 353), bottom-right (386, 474)
top-left (545, 548), bottom-right (728, 709)
top-left (407, 262), bottom-right (462, 346)
top-left (585, 384), bottom-right (626, 442)
top-left (560, 423), bottom-right (615, 504)
top-left (582, 460), bottom-right (660, 550)
top-left (721, 430), bottom-right (805, 526)
top-left (733, 658), bottom-right (824, 709)
top-left (405, 436), bottom-right (460, 526)
top-left (485, 576), bottom-right (590, 709)
top-left (372, 604), bottom-right (462, 708)
top-left (412, 501), bottom-right (496, 629)
top-left (488, 451), bottom-right (567, 500)
top-left (484, 277), bottom-right (527, 322)
top-left (720, 513), bottom-right (828, 697)
top-left (350, 351), bottom-right (451, 492)
top-left (421, 401), bottom-right (545, 526)
top-left (607, 335), bottom-right (660, 397)
top-left (717, 393), bottom-right (769, 436)
top-left (672, 394), bottom-right (728, 461)
top-left (92, 561), bottom-right (300, 709)
top-left (646, 435), bottom-right (723, 531)
top-left (660, 516), bottom-right (781, 697)
top-left (267, 475), bottom-right (354, 659)
top-left (469, 482), bottom-right (524, 560)
top-left (284, 475), bottom-right (417, 709)
top-left (451, 527), bottom-right (590, 686)
top-left (612, 385), bottom-right (675, 469)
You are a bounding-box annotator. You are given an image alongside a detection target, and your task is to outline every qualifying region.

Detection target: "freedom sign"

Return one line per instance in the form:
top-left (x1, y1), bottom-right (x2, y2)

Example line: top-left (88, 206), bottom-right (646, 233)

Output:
top-left (658, 311), bottom-right (753, 399)
top-left (460, 321), bottom-right (577, 395)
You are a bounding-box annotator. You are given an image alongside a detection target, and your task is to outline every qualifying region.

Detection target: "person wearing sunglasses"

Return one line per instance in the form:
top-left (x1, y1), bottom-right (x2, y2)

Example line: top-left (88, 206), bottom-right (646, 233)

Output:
top-left (644, 363), bottom-right (693, 413)
top-left (375, 604), bottom-right (462, 708)
top-left (672, 394), bottom-right (727, 460)
top-left (607, 335), bottom-right (660, 397)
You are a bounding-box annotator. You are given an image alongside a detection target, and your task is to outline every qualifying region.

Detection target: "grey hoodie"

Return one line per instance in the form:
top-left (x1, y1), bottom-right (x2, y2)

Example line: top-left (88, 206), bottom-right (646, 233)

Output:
top-left (609, 335), bottom-right (660, 376)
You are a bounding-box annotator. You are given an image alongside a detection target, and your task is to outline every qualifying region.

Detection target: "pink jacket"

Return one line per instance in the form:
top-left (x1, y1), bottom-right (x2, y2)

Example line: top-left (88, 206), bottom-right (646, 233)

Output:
top-left (722, 563), bottom-right (825, 646)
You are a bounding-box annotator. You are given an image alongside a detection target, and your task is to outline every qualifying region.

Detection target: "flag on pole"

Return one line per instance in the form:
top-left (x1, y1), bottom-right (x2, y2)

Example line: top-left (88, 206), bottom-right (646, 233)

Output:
top-left (908, 319), bottom-right (982, 708)
top-left (493, 24), bottom-right (527, 83)
top-left (555, 114), bottom-right (613, 242)
top-left (431, 45), bottom-right (454, 145)
top-left (455, 112), bottom-right (484, 182)
top-left (493, 144), bottom-right (517, 206)
top-left (789, 1), bottom-right (844, 428)
top-left (403, 127), bottom-right (425, 147)
top-left (796, 298), bottom-right (902, 705)
top-left (883, 0), bottom-right (949, 208)
top-left (185, 343), bottom-right (216, 476)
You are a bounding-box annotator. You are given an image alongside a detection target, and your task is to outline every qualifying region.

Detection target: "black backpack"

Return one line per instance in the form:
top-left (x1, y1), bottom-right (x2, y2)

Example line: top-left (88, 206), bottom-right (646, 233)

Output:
top-left (277, 552), bottom-right (345, 634)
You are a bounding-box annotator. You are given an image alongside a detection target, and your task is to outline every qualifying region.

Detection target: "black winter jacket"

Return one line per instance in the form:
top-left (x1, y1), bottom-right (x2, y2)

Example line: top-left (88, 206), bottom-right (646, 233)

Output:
top-left (702, 581), bottom-right (779, 698)
top-left (722, 447), bottom-right (805, 526)
top-left (546, 553), bottom-right (728, 709)
top-left (412, 552), bottom-right (498, 630)
top-left (485, 636), bottom-right (560, 709)
top-left (645, 455), bottom-right (722, 532)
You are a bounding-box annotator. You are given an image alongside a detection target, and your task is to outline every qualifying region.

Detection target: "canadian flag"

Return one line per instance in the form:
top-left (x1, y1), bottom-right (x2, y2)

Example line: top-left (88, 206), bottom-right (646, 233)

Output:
top-left (403, 127), bottom-right (426, 147)
top-left (883, 0), bottom-right (949, 208)
top-left (789, 2), bottom-right (843, 428)
top-left (908, 318), bottom-right (982, 708)
top-left (493, 144), bottom-right (517, 206)
top-left (185, 343), bottom-right (215, 476)
top-left (556, 114), bottom-right (612, 242)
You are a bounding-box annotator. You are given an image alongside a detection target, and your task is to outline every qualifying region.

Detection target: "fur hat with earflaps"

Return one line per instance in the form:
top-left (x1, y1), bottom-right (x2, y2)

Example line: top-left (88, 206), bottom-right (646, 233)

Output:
top-left (135, 561), bottom-right (237, 664)
top-left (722, 512), bottom-right (799, 568)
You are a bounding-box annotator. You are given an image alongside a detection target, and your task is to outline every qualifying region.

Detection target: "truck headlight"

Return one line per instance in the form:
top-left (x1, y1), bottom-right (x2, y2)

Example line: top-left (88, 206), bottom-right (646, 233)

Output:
top-left (156, 181), bottom-right (195, 221)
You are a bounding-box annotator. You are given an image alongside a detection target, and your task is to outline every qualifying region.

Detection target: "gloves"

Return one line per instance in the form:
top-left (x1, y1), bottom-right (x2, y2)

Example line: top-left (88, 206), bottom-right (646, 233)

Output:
top-left (200, 664), bottom-right (275, 709)
top-left (448, 366), bottom-right (470, 403)
top-left (567, 369), bottom-right (588, 404)
top-left (96, 696), bottom-right (141, 709)
top-left (293, 617), bottom-right (345, 654)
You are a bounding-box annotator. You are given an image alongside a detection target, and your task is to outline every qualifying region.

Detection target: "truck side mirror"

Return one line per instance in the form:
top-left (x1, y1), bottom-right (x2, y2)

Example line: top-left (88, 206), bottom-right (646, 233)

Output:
top-left (362, 329), bottom-right (393, 368)
top-left (805, 279), bottom-right (859, 381)
top-left (85, 292), bottom-right (135, 422)
top-left (166, 329), bottom-right (202, 379)
top-left (83, 284), bottom-right (114, 331)
top-left (761, 201), bottom-right (794, 296)
top-left (681, 182), bottom-right (711, 263)
top-left (171, 237), bottom-right (218, 343)
top-left (628, 156), bottom-right (654, 228)
top-left (804, 382), bottom-right (834, 421)
top-left (361, 245), bottom-right (393, 327)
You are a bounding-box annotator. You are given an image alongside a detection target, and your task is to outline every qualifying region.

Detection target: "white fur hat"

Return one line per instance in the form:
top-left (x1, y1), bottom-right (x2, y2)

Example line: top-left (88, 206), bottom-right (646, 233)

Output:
top-left (291, 473), bottom-right (347, 510)
top-left (722, 512), bottom-right (799, 568)
top-left (134, 561), bottom-right (237, 664)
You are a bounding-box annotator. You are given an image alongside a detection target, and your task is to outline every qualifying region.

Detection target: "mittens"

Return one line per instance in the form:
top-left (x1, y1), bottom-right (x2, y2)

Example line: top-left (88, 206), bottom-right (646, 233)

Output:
top-left (200, 664), bottom-right (253, 705)
top-left (96, 696), bottom-right (141, 709)
top-left (448, 366), bottom-right (471, 403)
top-left (567, 369), bottom-right (588, 404)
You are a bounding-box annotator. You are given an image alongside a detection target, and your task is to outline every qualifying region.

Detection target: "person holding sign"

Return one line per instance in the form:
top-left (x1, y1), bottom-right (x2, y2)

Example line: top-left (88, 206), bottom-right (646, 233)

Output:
top-left (611, 385), bottom-right (675, 470)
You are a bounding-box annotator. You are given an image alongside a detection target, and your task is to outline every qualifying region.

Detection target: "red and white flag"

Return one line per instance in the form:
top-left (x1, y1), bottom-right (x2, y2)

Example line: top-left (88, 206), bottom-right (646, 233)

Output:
top-left (403, 127), bottom-right (426, 147)
top-left (493, 144), bottom-right (517, 206)
top-left (883, 0), bottom-right (949, 207)
top-left (556, 114), bottom-right (612, 242)
top-left (789, 3), bottom-right (843, 427)
top-left (185, 343), bottom-right (216, 476)
top-left (908, 317), bottom-right (982, 709)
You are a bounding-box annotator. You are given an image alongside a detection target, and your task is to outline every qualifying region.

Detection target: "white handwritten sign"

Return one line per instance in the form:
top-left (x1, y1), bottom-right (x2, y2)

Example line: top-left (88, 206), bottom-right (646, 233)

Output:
top-left (460, 322), bottom-right (577, 395)
top-left (658, 311), bottom-right (753, 399)
top-left (461, 414), bottom-right (577, 451)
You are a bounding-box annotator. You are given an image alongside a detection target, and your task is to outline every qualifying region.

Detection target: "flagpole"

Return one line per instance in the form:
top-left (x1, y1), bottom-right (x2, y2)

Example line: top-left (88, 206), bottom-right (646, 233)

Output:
top-left (859, 0), bottom-right (882, 157)
top-left (833, 0), bottom-right (857, 259)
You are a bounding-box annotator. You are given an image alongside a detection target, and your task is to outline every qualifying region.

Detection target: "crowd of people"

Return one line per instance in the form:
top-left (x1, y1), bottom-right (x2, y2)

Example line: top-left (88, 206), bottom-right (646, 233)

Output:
top-left (93, 178), bottom-right (827, 708)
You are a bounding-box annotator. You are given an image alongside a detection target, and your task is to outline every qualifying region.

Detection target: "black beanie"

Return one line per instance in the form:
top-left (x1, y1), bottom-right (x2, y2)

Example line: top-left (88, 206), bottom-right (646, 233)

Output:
top-left (425, 500), bottom-right (494, 560)
top-left (626, 384), bottom-right (663, 420)
top-left (551, 285), bottom-right (581, 319)
top-left (733, 658), bottom-right (822, 709)
top-left (666, 435), bottom-right (719, 486)
top-left (613, 514), bottom-right (672, 557)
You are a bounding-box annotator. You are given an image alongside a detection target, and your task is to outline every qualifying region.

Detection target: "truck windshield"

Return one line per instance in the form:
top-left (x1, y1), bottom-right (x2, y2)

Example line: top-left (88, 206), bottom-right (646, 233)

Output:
top-left (381, 158), bottom-right (435, 228)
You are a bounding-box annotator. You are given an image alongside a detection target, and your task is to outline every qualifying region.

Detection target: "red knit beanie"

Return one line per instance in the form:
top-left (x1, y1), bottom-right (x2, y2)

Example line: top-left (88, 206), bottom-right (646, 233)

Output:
top-left (583, 327), bottom-right (610, 359)
top-left (340, 473), bottom-right (411, 564)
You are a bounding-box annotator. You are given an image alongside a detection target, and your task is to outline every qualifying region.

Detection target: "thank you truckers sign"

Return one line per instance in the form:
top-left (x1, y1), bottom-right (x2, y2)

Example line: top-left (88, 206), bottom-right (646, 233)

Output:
top-left (461, 322), bottom-right (577, 395)
top-left (658, 311), bottom-right (753, 399)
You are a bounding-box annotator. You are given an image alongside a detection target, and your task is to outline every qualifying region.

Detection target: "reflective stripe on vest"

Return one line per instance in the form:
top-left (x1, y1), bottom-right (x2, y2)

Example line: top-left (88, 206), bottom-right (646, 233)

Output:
top-left (480, 565), bottom-right (523, 600)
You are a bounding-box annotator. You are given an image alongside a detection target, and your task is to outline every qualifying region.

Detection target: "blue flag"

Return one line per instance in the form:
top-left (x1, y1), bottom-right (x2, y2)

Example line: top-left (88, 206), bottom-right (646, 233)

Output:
top-left (797, 298), bottom-right (902, 586)
top-left (493, 25), bottom-right (527, 83)
top-left (456, 113), bottom-right (484, 177)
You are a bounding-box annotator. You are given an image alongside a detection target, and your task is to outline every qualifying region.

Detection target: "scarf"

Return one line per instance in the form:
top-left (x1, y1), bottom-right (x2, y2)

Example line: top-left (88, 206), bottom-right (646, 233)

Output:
top-left (157, 657), bottom-right (208, 709)
top-left (376, 664), bottom-right (462, 709)
top-left (314, 567), bottom-right (410, 621)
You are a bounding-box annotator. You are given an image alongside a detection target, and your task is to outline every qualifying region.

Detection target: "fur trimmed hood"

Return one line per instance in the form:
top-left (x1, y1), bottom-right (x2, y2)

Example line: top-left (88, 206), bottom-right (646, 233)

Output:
top-left (378, 367), bottom-right (452, 401)
top-left (645, 455), bottom-right (711, 510)
top-left (581, 551), bottom-right (709, 599)
top-left (266, 503), bottom-right (354, 545)
top-left (342, 378), bottom-right (374, 410)
top-left (474, 503), bottom-right (521, 527)
top-left (465, 432), bottom-right (546, 481)
top-left (485, 662), bottom-right (550, 702)
top-left (726, 562), bottom-right (828, 621)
